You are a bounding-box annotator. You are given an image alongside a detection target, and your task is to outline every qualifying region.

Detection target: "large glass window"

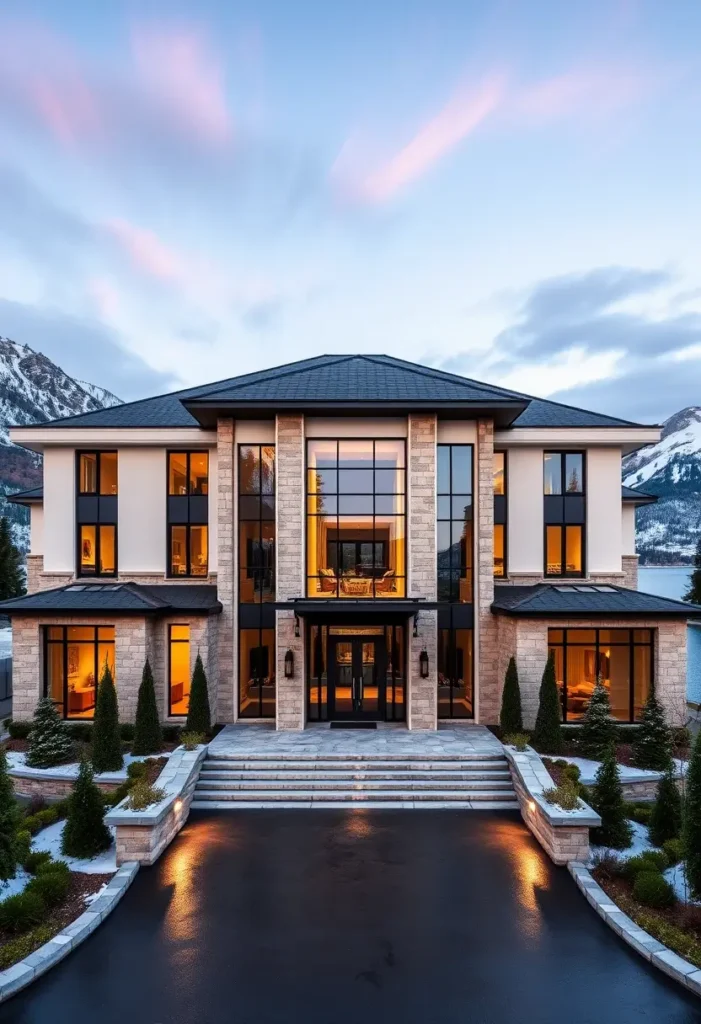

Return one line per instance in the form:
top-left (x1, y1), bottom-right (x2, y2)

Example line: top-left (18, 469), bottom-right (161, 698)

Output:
top-left (239, 446), bottom-right (275, 603)
top-left (77, 451), bottom-right (118, 577)
top-left (548, 628), bottom-right (653, 723)
top-left (239, 628), bottom-right (276, 718)
top-left (307, 440), bottom-right (405, 598)
top-left (438, 628), bottom-right (474, 718)
top-left (168, 452), bottom-right (209, 577)
top-left (79, 452), bottom-right (118, 496)
top-left (169, 625), bottom-right (190, 716)
top-left (437, 444), bottom-right (473, 602)
top-left (44, 625), bottom-right (115, 720)
top-left (544, 451), bottom-right (585, 578)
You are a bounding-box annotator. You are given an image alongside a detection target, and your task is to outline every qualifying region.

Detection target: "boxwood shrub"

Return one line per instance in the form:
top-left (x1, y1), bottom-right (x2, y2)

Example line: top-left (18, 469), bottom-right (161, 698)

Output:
top-left (27, 871), bottom-right (70, 908)
top-left (8, 720), bottom-right (32, 740)
top-left (0, 891), bottom-right (45, 933)
top-left (633, 870), bottom-right (676, 908)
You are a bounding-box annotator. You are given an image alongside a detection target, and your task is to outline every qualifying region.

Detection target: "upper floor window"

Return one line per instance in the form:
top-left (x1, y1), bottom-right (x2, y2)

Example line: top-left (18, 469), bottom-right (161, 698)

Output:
top-left (307, 439), bottom-right (405, 599)
top-left (544, 451), bottom-right (585, 578)
top-left (494, 451), bottom-right (506, 578)
top-left (77, 451), bottom-right (117, 577)
top-left (437, 444), bottom-right (473, 602)
top-left (168, 452), bottom-right (209, 577)
top-left (239, 445), bottom-right (275, 603)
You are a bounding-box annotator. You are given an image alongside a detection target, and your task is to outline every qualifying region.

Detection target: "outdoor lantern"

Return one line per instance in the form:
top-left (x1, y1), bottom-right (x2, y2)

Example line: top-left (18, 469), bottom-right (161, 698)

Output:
top-left (284, 649), bottom-right (295, 678)
top-left (419, 649), bottom-right (429, 678)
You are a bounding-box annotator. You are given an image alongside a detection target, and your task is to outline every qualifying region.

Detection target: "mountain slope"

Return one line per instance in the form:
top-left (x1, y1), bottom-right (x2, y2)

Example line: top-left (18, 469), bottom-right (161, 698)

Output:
top-left (0, 336), bottom-right (121, 548)
top-left (623, 407), bottom-right (701, 564)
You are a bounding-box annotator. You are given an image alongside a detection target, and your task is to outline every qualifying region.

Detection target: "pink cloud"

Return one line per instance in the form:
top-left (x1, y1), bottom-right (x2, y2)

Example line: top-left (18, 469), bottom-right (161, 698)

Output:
top-left (131, 25), bottom-right (232, 144)
top-left (105, 219), bottom-right (185, 282)
top-left (514, 66), bottom-right (650, 124)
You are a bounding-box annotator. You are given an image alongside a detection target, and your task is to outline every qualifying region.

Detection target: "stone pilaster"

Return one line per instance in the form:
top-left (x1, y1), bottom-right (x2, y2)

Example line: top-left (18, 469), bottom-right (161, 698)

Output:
top-left (407, 414), bottom-right (437, 730)
top-left (477, 419), bottom-right (498, 723)
top-left (275, 415), bottom-right (305, 730)
top-left (622, 555), bottom-right (639, 590)
top-left (25, 555), bottom-right (43, 594)
top-left (216, 418), bottom-right (235, 723)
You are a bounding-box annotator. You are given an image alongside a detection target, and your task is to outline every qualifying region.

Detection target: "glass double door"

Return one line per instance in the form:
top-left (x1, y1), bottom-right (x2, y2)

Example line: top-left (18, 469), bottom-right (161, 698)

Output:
top-left (328, 636), bottom-right (386, 720)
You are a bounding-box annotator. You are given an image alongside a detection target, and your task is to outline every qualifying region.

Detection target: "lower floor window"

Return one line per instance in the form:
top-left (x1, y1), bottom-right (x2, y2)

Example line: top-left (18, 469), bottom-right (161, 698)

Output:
top-left (548, 628), bottom-right (653, 722)
top-left (45, 625), bottom-right (115, 719)
top-left (169, 625), bottom-right (190, 716)
top-left (437, 628), bottom-right (474, 719)
top-left (239, 627), bottom-right (276, 718)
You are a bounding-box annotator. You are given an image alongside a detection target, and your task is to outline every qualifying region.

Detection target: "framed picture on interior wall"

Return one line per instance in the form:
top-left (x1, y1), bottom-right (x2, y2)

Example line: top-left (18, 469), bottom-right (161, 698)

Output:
top-left (68, 648), bottom-right (80, 675)
top-left (584, 650), bottom-right (596, 681)
top-left (82, 538), bottom-right (92, 560)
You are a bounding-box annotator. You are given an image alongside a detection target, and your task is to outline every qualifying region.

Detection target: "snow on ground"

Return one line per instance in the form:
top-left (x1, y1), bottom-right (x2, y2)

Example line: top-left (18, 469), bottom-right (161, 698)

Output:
top-left (7, 750), bottom-right (170, 781)
top-left (0, 869), bottom-right (32, 900)
top-left (559, 754), bottom-right (686, 785)
top-left (592, 821), bottom-right (701, 906)
top-left (32, 820), bottom-right (117, 874)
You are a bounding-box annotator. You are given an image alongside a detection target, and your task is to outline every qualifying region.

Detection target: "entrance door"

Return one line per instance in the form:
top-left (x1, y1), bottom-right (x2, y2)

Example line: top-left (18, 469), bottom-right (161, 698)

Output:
top-left (328, 636), bottom-right (386, 720)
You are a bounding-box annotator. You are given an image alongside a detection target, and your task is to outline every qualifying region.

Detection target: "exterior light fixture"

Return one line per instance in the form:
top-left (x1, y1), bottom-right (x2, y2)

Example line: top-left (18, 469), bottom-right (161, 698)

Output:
top-left (419, 649), bottom-right (429, 678)
top-left (528, 800), bottom-right (536, 813)
top-left (174, 798), bottom-right (183, 814)
top-left (284, 649), bottom-right (295, 678)
top-left (294, 615), bottom-right (300, 639)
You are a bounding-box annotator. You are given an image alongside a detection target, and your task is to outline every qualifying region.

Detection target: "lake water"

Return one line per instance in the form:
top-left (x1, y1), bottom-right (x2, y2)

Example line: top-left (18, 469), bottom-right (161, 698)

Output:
top-left (638, 566), bottom-right (692, 601)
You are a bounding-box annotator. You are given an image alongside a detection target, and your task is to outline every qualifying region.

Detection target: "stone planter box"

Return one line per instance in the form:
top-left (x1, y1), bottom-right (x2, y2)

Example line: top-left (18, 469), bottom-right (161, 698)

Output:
top-left (504, 746), bottom-right (601, 865)
top-left (106, 746), bottom-right (206, 866)
top-left (10, 771), bottom-right (122, 800)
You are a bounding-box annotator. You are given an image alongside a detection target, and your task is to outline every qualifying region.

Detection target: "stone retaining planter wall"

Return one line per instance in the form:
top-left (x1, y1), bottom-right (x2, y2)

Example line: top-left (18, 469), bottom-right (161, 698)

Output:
top-left (10, 772), bottom-right (122, 800)
top-left (106, 746), bottom-right (206, 866)
top-left (569, 861), bottom-right (701, 999)
top-left (504, 746), bottom-right (601, 865)
top-left (0, 861), bottom-right (139, 1003)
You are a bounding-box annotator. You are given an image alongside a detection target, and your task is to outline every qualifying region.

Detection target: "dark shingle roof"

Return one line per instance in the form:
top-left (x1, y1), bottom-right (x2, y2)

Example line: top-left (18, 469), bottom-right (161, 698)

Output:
top-left (492, 583), bottom-right (701, 618)
top-left (22, 354), bottom-right (650, 431)
top-left (0, 583), bottom-right (221, 616)
top-left (6, 487), bottom-right (43, 504)
top-left (622, 485), bottom-right (657, 504)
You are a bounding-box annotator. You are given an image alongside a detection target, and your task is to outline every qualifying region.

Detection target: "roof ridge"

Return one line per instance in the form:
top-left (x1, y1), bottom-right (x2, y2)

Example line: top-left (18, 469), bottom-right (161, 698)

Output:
top-left (365, 355), bottom-right (527, 401)
top-left (188, 355), bottom-right (355, 399)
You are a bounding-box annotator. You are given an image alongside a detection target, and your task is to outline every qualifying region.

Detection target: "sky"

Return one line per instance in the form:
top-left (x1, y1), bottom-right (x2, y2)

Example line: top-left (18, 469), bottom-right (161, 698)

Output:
top-left (1, 0), bottom-right (701, 423)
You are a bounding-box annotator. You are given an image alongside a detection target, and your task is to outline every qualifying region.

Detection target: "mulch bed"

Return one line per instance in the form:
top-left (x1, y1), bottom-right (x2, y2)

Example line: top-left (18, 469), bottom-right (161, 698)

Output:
top-left (143, 758), bottom-right (168, 785)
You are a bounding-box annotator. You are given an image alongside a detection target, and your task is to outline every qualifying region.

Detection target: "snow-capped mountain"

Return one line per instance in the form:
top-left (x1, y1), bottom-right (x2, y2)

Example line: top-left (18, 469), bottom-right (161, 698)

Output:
top-left (0, 336), bottom-right (121, 549)
top-left (622, 407), bottom-right (701, 564)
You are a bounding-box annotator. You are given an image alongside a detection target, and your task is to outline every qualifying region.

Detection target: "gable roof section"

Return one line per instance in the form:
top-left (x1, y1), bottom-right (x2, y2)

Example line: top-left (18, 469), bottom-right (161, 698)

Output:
top-left (0, 583), bottom-right (222, 616)
top-left (492, 583), bottom-right (701, 618)
top-left (6, 486), bottom-right (43, 505)
top-left (22, 353), bottom-right (648, 431)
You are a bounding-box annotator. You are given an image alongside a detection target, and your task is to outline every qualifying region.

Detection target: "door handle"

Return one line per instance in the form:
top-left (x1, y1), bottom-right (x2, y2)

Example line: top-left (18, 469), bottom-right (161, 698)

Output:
top-left (353, 676), bottom-right (362, 711)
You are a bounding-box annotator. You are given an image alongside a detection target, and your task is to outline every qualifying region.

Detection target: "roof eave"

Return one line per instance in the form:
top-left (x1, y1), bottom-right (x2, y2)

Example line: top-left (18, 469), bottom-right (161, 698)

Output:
top-left (491, 606), bottom-right (701, 619)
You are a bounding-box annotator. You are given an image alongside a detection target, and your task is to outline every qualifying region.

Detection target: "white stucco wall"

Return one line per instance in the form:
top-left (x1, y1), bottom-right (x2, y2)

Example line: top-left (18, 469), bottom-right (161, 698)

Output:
top-left (622, 503), bottom-right (637, 556)
top-left (43, 448), bottom-right (75, 572)
top-left (436, 421), bottom-right (477, 443)
top-left (235, 421), bottom-right (276, 444)
top-left (305, 417), bottom-right (408, 437)
top-left (506, 448), bottom-right (543, 574)
top-left (118, 448), bottom-right (167, 573)
top-left (29, 505), bottom-right (43, 556)
top-left (587, 448), bottom-right (622, 573)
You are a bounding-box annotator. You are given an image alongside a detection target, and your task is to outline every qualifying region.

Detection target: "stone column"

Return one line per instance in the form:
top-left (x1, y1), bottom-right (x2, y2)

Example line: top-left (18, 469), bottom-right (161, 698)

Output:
top-left (216, 418), bottom-right (235, 724)
top-left (622, 555), bottom-right (639, 590)
top-left (407, 414), bottom-right (437, 730)
top-left (25, 555), bottom-right (43, 595)
top-left (477, 419), bottom-right (499, 723)
top-left (276, 415), bottom-right (305, 730)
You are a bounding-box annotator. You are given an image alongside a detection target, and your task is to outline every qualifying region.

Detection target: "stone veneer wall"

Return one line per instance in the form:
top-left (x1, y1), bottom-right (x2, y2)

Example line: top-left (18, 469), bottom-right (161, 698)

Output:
top-left (476, 420), bottom-right (498, 724)
top-left (150, 615), bottom-right (218, 720)
top-left (33, 571), bottom-right (218, 593)
top-left (407, 415), bottom-right (437, 730)
top-left (622, 555), bottom-right (639, 590)
top-left (275, 415), bottom-right (305, 730)
top-left (26, 555), bottom-right (43, 595)
top-left (216, 418), bottom-right (235, 723)
top-left (496, 616), bottom-right (688, 728)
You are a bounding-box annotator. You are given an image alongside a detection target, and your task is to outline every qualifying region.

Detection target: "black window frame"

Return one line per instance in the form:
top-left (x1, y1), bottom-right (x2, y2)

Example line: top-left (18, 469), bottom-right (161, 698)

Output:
top-left (543, 450), bottom-right (586, 579)
top-left (437, 623), bottom-right (474, 720)
top-left (548, 627), bottom-right (654, 724)
top-left (43, 624), bottom-right (115, 720)
top-left (167, 451), bottom-right (209, 579)
top-left (494, 450), bottom-right (507, 578)
top-left (437, 443), bottom-right (474, 603)
top-left (238, 444), bottom-right (276, 604)
top-left (168, 623), bottom-right (190, 718)
top-left (76, 451), bottom-right (118, 578)
top-left (77, 523), bottom-right (118, 579)
top-left (238, 625), bottom-right (276, 719)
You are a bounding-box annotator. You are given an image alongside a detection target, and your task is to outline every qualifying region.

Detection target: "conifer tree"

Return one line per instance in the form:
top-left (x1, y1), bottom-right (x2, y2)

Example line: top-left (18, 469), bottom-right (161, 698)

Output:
top-left (0, 748), bottom-right (20, 881)
top-left (580, 675), bottom-right (616, 760)
top-left (684, 536), bottom-right (701, 604)
top-left (26, 697), bottom-right (73, 769)
top-left (132, 658), bottom-right (162, 755)
top-left (632, 688), bottom-right (673, 772)
top-left (91, 662), bottom-right (123, 774)
top-left (531, 651), bottom-right (563, 754)
top-left (185, 654), bottom-right (211, 736)
top-left (683, 727), bottom-right (701, 899)
top-left (649, 764), bottom-right (682, 847)
top-left (61, 758), bottom-right (111, 858)
top-left (500, 656), bottom-right (523, 735)
top-left (591, 744), bottom-right (633, 849)
top-left (0, 516), bottom-right (24, 600)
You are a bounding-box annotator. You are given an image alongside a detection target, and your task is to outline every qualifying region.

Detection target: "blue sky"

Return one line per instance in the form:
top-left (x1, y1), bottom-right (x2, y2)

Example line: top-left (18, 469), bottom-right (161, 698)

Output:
top-left (0, 0), bottom-right (700, 421)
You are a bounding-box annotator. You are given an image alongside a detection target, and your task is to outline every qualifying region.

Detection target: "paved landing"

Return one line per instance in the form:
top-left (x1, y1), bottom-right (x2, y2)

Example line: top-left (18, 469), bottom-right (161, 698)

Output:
top-left (6, 811), bottom-right (701, 1023)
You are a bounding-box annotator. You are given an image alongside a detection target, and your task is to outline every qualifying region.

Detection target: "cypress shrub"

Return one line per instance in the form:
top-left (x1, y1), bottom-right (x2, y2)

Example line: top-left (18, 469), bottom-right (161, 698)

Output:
top-left (649, 764), bottom-right (682, 848)
top-left (683, 726), bottom-right (701, 900)
top-left (61, 758), bottom-right (111, 859)
top-left (185, 654), bottom-right (211, 736)
top-left (0, 748), bottom-right (19, 882)
top-left (132, 659), bottom-right (162, 755)
top-left (92, 663), bottom-right (123, 774)
top-left (531, 651), bottom-right (563, 755)
top-left (579, 675), bottom-right (616, 760)
top-left (500, 657), bottom-right (523, 735)
top-left (591, 744), bottom-right (633, 850)
top-left (25, 698), bottom-right (73, 769)
top-left (632, 689), bottom-right (673, 772)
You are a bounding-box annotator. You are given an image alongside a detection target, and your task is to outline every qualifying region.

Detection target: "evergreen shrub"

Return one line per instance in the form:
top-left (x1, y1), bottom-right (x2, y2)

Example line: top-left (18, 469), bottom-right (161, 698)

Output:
top-left (633, 870), bottom-right (676, 909)
top-left (92, 663), bottom-right (123, 774)
top-left (531, 652), bottom-right (563, 755)
top-left (500, 657), bottom-right (523, 735)
top-left (25, 699), bottom-right (73, 769)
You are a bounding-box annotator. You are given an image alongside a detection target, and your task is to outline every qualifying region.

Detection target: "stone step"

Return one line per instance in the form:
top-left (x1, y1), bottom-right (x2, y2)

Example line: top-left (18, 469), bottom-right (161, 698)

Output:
top-left (205, 751), bottom-right (506, 763)
top-left (198, 768), bottom-right (512, 782)
top-left (191, 800), bottom-right (521, 811)
top-left (203, 758), bottom-right (508, 773)
top-left (192, 788), bottom-right (516, 803)
top-left (195, 778), bottom-right (515, 792)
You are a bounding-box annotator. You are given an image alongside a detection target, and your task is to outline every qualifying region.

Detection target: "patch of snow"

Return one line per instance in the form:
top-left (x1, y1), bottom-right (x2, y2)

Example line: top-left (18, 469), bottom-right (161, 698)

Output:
top-left (665, 862), bottom-right (701, 906)
top-left (7, 750), bottom-right (170, 780)
top-left (32, 820), bottom-right (117, 874)
top-left (558, 754), bottom-right (685, 785)
top-left (591, 821), bottom-right (655, 863)
top-left (0, 869), bottom-right (32, 900)
top-left (84, 883), bottom-right (108, 905)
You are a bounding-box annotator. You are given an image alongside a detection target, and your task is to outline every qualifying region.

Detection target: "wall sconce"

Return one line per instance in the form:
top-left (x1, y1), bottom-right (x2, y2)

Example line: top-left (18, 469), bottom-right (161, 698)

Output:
top-left (284, 649), bottom-right (295, 678)
top-left (419, 649), bottom-right (429, 678)
top-left (294, 615), bottom-right (300, 639)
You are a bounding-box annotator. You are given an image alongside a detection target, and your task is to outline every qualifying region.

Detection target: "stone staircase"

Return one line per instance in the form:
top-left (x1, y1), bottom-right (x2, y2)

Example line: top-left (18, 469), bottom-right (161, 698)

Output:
top-left (191, 750), bottom-right (519, 810)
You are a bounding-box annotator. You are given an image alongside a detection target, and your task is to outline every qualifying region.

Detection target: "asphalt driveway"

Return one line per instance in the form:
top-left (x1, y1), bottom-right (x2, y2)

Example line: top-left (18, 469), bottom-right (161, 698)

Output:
top-left (4, 810), bottom-right (701, 1024)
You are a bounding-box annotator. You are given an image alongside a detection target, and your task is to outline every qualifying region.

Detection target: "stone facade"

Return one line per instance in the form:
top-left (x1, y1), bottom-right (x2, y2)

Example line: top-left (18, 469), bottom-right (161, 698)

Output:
top-left (10, 773), bottom-right (122, 799)
top-left (216, 418), bottom-right (235, 723)
top-left (476, 420), bottom-right (498, 723)
top-left (408, 415), bottom-right (437, 730)
top-left (622, 555), bottom-right (639, 589)
top-left (25, 555), bottom-right (43, 594)
top-left (275, 415), bottom-right (305, 730)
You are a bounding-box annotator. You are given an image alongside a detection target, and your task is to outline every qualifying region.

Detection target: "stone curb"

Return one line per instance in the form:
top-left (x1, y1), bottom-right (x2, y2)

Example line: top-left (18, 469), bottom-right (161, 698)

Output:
top-left (0, 860), bottom-right (139, 1003)
top-left (568, 861), bottom-right (701, 999)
